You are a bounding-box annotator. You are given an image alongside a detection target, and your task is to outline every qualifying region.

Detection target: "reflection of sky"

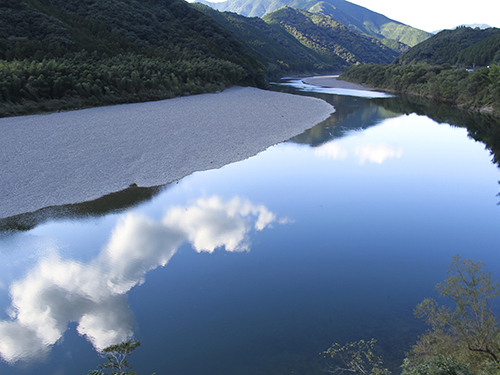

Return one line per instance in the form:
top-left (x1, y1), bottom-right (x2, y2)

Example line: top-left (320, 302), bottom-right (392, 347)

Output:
top-left (1, 91), bottom-right (500, 375)
top-left (0, 196), bottom-right (280, 364)
top-left (274, 79), bottom-right (393, 98)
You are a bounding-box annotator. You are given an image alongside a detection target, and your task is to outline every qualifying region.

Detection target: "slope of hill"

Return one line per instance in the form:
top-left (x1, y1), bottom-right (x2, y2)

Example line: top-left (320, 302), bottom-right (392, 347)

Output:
top-left (394, 26), bottom-right (500, 66)
top-left (0, 0), bottom-right (266, 116)
top-left (192, 4), bottom-right (343, 77)
top-left (262, 7), bottom-right (398, 64)
top-left (457, 32), bottom-right (500, 67)
top-left (198, 0), bottom-right (431, 48)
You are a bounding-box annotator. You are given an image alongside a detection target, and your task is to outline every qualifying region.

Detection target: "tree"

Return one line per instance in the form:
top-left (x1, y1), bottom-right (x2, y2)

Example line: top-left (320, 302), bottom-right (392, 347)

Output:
top-left (89, 339), bottom-right (143, 375)
top-left (322, 338), bottom-right (391, 375)
top-left (408, 255), bottom-right (500, 371)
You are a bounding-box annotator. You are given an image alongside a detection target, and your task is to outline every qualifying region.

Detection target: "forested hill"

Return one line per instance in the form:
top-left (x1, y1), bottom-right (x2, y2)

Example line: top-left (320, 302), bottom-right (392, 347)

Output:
top-left (262, 7), bottom-right (398, 65)
top-left (0, 0), bottom-right (266, 116)
top-left (198, 0), bottom-right (431, 49)
top-left (193, 4), bottom-right (397, 77)
top-left (394, 26), bottom-right (500, 66)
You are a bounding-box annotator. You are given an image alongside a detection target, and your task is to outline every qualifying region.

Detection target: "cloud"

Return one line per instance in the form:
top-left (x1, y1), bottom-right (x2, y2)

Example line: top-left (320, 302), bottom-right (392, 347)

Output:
top-left (0, 196), bottom-right (282, 364)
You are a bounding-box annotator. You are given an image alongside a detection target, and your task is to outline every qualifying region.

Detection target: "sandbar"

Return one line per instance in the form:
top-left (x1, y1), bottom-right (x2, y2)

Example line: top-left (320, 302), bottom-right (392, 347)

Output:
top-left (0, 87), bottom-right (334, 218)
top-left (302, 75), bottom-right (375, 91)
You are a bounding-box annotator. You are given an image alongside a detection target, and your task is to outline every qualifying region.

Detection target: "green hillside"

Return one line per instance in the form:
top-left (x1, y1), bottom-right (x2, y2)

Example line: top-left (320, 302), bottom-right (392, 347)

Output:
top-left (262, 7), bottom-right (398, 64)
top-left (394, 26), bottom-right (500, 66)
top-left (0, 0), bottom-right (266, 116)
top-left (457, 31), bottom-right (500, 67)
top-left (192, 4), bottom-right (342, 77)
top-left (199, 0), bottom-right (431, 48)
top-left (194, 5), bottom-right (397, 77)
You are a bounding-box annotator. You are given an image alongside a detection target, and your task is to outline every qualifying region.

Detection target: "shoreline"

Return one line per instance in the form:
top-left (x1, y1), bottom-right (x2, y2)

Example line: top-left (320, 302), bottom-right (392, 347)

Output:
top-left (0, 86), bottom-right (334, 219)
top-left (302, 75), bottom-right (376, 91)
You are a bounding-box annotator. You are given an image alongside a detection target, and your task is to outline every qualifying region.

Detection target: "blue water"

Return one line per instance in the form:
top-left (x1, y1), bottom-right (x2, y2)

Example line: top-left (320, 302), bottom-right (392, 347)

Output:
top-left (1, 80), bottom-right (499, 375)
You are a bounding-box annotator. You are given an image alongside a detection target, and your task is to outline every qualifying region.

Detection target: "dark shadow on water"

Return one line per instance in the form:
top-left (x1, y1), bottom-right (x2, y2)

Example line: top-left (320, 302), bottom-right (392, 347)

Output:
top-left (0, 183), bottom-right (167, 233)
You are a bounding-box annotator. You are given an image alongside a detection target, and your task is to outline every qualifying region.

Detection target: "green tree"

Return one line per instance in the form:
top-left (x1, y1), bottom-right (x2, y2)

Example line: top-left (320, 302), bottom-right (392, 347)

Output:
top-left (322, 338), bottom-right (391, 375)
top-left (407, 255), bottom-right (500, 372)
top-left (89, 339), bottom-right (143, 375)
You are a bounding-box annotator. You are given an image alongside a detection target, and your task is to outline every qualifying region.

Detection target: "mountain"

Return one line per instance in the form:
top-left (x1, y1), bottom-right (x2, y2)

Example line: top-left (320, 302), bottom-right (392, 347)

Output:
top-left (262, 7), bottom-right (398, 64)
top-left (394, 26), bottom-right (500, 66)
top-left (0, 0), bottom-right (266, 116)
top-left (192, 4), bottom-right (343, 77)
top-left (194, 5), bottom-right (397, 77)
top-left (198, 0), bottom-right (431, 48)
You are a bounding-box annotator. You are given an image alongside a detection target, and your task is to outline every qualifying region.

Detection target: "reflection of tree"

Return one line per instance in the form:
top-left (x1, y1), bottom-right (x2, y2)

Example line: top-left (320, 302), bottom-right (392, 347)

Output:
top-left (0, 183), bottom-right (165, 233)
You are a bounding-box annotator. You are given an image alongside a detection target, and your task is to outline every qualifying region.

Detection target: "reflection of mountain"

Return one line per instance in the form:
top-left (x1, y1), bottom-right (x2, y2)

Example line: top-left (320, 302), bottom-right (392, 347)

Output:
top-left (0, 196), bottom-right (281, 364)
top-left (271, 83), bottom-right (400, 146)
top-left (0, 184), bottom-right (165, 233)
top-left (372, 94), bottom-right (500, 168)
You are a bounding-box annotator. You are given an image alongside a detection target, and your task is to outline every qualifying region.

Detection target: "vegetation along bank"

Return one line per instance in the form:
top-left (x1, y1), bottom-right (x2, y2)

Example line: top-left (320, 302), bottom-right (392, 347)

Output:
top-left (339, 27), bottom-right (500, 117)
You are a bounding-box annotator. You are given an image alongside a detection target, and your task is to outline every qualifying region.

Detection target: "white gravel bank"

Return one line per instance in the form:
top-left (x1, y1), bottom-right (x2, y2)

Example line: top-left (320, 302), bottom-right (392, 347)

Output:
top-left (0, 87), bottom-right (334, 218)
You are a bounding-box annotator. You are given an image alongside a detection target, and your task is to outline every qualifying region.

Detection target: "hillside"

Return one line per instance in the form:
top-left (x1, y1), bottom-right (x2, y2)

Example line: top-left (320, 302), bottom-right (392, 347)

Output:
top-left (198, 0), bottom-right (431, 48)
top-left (0, 0), bottom-right (266, 116)
top-left (262, 7), bottom-right (398, 65)
top-left (394, 26), bottom-right (500, 66)
top-left (192, 4), bottom-right (343, 77)
top-left (194, 5), bottom-right (397, 77)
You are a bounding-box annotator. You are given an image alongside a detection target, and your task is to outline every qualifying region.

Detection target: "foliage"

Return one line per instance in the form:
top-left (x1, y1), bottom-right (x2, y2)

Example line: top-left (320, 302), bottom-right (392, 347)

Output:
top-left (339, 62), bottom-right (500, 116)
top-left (262, 7), bottom-right (398, 65)
top-left (0, 0), bottom-right (267, 116)
top-left (400, 356), bottom-right (473, 375)
top-left (193, 4), bottom-right (338, 78)
top-left (405, 255), bottom-right (500, 373)
top-left (394, 26), bottom-right (500, 66)
top-left (204, 0), bottom-right (431, 47)
top-left (89, 339), bottom-right (144, 375)
top-left (322, 338), bottom-right (391, 375)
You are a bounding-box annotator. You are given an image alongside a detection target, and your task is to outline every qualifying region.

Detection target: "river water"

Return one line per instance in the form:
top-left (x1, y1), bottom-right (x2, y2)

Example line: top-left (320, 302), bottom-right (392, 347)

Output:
top-left (1, 79), bottom-right (499, 375)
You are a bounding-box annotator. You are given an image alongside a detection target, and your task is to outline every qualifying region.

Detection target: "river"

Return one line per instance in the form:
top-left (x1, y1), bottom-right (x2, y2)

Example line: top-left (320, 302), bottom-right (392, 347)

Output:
top-left (0, 78), bottom-right (499, 375)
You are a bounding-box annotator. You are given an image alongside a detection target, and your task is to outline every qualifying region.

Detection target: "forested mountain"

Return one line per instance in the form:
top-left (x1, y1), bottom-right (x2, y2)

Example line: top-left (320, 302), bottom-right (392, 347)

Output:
top-left (194, 4), bottom-right (397, 77)
top-left (193, 4), bottom-right (342, 77)
top-left (198, 0), bottom-right (431, 49)
top-left (0, 0), bottom-right (266, 116)
top-left (262, 7), bottom-right (397, 64)
top-left (394, 26), bottom-right (500, 66)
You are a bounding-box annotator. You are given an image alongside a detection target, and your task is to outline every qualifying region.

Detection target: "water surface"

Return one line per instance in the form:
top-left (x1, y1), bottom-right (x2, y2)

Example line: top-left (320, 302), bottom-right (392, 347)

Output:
top-left (1, 79), bottom-right (499, 375)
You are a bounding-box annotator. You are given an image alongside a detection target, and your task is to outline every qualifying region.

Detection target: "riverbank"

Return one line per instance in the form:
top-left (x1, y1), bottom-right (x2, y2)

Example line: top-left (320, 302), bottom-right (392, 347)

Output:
top-left (0, 87), bottom-right (334, 219)
top-left (302, 75), bottom-right (376, 91)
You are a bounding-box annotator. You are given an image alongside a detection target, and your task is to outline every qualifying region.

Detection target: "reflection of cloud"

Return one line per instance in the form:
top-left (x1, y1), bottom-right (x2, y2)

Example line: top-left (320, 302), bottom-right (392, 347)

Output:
top-left (355, 144), bottom-right (403, 164)
top-left (315, 141), bottom-right (402, 165)
top-left (0, 196), bottom-right (282, 364)
top-left (314, 142), bottom-right (348, 160)
top-left (163, 196), bottom-right (275, 252)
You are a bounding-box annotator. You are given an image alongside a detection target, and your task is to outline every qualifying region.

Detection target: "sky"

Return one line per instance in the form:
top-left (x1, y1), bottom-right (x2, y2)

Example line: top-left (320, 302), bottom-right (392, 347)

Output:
top-left (195, 0), bottom-right (500, 33)
top-left (346, 0), bottom-right (500, 32)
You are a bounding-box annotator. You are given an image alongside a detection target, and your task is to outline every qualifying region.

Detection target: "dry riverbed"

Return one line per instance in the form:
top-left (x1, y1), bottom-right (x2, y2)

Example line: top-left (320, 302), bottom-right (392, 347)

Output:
top-left (0, 87), bottom-right (333, 218)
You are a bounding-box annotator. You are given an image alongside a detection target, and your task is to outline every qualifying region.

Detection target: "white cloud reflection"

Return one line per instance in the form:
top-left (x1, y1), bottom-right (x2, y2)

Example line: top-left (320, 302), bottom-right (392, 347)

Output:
top-left (315, 141), bottom-right (402, 165)
top-left (0, 196), bottom-right (280, 364)
top-left (355, 144), bottom-right (403, 165)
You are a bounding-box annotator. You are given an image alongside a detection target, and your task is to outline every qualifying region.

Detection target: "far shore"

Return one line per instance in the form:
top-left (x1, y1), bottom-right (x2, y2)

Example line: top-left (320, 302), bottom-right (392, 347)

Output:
top-left (0, 86), bottom-right (334, 219)
top-left (302, 75), bottom-right (376, 91)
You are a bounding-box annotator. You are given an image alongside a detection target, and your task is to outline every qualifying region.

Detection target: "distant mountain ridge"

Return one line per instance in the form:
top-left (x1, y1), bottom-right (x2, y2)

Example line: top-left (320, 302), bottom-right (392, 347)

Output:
top-left (394, 26), bottom-right (500, 66)
top-left (193, 4), bottom-right (398, 78)
top-left (198, 0), bottom-right (431, 47)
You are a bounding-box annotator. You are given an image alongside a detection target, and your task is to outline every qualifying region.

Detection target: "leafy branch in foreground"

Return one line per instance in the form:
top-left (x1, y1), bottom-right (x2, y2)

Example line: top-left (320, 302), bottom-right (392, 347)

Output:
top-left (89, 339), bottom-right (147, 375)
top-left (322, 338), bottom-right (390, 375)
top-left (407, 254), bottom-right (500, 372)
